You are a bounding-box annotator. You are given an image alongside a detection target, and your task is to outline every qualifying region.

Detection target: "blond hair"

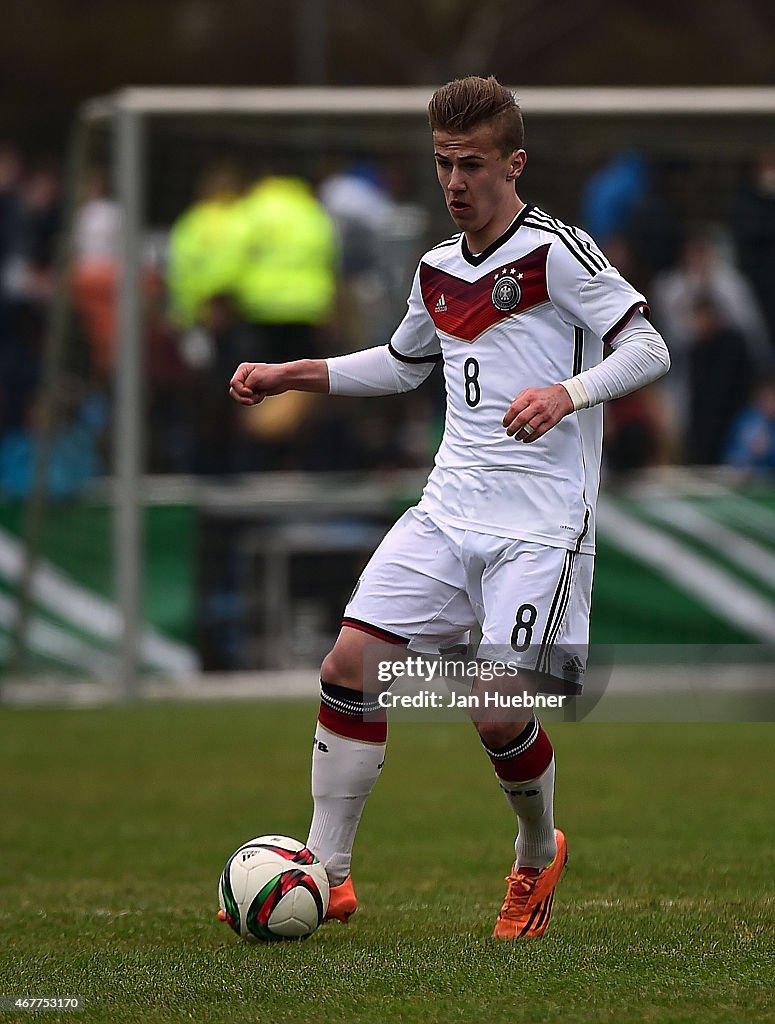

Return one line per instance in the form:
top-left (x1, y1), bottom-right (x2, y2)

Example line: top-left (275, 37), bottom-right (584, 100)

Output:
top-left (428, 76), bottom-right (524, 154)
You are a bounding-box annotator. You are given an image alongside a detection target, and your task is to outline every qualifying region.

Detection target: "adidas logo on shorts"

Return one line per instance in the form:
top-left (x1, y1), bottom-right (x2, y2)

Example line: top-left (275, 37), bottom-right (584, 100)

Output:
top-left (561, 655), bottom-right (585, 678)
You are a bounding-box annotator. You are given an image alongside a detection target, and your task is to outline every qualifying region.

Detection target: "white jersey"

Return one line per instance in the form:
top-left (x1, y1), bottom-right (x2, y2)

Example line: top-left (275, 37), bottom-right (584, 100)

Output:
top-left (389, 205), bottom-right (648, 555)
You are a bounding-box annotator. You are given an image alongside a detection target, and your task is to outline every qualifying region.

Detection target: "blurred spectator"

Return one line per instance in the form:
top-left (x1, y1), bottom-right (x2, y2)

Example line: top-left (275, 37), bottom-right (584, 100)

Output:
top-left (319, 160), bottom-right (395, 277)
top-left (0, 394), bottom-right (101, 498)
top-left (69, 167), bottom-right (121, 379)
top-left (0, 143), bottom-right (23, 284)
top-left (580, 153), bottom-right (682, 292)
top-left (144, 283), bottom-right (201, 474)
top-left (319, 159), bottom-right (397, 347)
top-left (0, 143), bottom-right (24, 428)
top-left (624, 157), bottom-right (685, 282)
top-left (604, 386), bottom-right (671, 475)
top-left (211, 174), bottom-right (338, 472)
top-left (167, 168), bottom-right (339, 474)
top-left (651, 225), bottom-right (772, 438)
top-left (191, 297), bottom-right (257, 474)
top-left (0, 161), bottom-right (61, 435)
top-left (167, 162), bottom-right (244, 333)
top-left (600, 224), bottom-right (673, 472)
top-left (580, 150), bottom-right (647, 245)
top-left (732, 149), bottom-right (775, 351)
top-left (166, 162), bottom-right (245, 470)
top-left (3, 162), bottom-right (61, 303)
top-left (233, 174), bottom-right (337, 362)
top-left (723, 376), bottom-right (775, 474)
top-left (685, 296), bottom-right (753, 465)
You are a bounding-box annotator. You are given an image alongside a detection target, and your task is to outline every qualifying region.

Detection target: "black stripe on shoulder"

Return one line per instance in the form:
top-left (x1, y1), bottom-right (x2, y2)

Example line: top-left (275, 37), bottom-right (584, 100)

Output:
top-left (602, 302), bottom-right (651, 345)
top-left (527, 209), bottom-right (608, 274)
top-left (530, 209), bottom-right (608, 272)
top-left (528, 209), bottom-right (608, 273)
top-left (523, 218), bottom-right (597, 277)
top-left (388, 341), bottom-right (442, 364)
top-left (568, 224), bottom-right (609, 272)
top-left (430, 233), bottom-right (462, 251)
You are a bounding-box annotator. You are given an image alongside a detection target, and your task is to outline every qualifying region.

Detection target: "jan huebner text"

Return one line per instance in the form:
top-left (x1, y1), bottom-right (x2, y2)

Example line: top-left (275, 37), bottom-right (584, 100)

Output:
top-left (378, 689), bottom-right (567, 709)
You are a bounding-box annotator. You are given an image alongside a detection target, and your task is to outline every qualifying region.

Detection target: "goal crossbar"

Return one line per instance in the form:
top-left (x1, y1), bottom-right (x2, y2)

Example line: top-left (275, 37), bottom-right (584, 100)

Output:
top-left (82, 85), bottom-right (775, 122)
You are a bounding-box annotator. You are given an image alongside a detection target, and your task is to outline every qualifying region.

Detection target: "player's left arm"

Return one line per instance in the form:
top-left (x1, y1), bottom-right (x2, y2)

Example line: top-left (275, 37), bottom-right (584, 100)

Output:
top-left (504, 238), bottom-right (670, 442)
top-left (504, 312), bottom-right (670, 441)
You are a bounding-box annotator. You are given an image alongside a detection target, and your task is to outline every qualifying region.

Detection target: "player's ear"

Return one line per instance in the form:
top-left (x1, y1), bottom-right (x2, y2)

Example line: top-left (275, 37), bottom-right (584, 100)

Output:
top-left (506, 149), bottom-right (527, 180)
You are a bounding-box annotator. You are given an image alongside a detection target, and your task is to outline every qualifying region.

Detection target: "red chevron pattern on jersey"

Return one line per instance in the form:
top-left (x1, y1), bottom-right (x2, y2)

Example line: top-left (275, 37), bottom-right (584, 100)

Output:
top-left (420, 243), bottom-right (550, 343)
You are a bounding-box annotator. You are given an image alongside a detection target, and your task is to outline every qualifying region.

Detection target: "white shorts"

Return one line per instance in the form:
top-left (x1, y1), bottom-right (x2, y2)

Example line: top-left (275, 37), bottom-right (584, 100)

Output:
top-left (343, 507), bottom-right (594, 691)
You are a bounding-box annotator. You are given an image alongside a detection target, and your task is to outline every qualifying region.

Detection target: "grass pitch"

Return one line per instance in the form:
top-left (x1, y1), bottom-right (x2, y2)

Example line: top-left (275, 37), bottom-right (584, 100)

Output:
top-left (0, 701), bottom-right (773, 1024)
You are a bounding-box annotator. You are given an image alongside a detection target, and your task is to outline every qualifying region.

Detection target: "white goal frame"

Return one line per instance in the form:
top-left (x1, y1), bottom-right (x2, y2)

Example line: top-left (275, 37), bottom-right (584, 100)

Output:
top-left (54, 87), bottom-right (775, 696)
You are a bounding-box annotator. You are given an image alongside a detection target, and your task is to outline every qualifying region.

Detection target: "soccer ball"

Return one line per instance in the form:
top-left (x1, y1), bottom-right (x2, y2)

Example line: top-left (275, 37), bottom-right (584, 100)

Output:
top-left (218, 835), bottom-right (330, 942)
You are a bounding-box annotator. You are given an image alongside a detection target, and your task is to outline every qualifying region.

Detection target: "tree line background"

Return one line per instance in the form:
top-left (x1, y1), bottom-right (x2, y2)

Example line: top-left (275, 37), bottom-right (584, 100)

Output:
top-left (2, 0), bottom-right (775, 152)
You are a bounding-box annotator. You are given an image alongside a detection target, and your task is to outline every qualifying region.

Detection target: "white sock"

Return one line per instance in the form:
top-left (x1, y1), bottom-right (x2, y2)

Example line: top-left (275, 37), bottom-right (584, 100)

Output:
top-left (306, 724), bottom-right (386, 886)
top-left (498, 756), bottom-right (557, 870)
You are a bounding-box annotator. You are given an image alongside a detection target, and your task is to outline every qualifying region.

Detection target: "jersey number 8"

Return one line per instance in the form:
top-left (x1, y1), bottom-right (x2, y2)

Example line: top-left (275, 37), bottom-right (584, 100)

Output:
top-left (463, 357), bottom-right (481, 408)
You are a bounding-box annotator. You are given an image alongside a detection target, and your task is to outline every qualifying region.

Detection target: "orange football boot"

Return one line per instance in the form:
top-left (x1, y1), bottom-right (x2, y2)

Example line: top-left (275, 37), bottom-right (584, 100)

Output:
top-left (492, 828), bottom-right (568, 939)
top-left (323, 875), bottom-right (358, 923)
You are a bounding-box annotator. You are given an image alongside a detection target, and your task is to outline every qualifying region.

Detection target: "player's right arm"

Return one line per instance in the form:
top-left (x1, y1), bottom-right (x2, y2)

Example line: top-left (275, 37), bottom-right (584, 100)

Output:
top-left (229, 265), bottom-right (442, 405)
top-left (229, 359), bottom-right (329, 405)
top-left (229, 344), bottom-right (439, 405)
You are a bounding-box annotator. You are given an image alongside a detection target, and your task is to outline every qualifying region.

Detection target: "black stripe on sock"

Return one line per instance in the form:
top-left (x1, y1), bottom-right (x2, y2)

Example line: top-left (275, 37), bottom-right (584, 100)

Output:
top-left (320, 680), bottom-right (383, 716)
top-left (482, 716), bottom-right (539, 760)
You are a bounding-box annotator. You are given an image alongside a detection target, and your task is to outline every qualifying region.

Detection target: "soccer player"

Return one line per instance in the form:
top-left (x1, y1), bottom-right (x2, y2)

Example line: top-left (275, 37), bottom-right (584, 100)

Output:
top-left (228, 76), bottom-right (670, 938)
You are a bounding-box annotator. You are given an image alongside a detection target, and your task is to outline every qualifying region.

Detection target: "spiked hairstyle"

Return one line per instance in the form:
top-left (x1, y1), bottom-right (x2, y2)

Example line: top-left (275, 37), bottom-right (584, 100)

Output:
top-left (428, 76), bottom-right (524, 155)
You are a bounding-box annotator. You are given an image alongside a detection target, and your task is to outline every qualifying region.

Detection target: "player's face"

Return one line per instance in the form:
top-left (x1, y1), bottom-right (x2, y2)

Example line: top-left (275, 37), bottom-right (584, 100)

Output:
top-left (433, 123), bottom-right (526, 251)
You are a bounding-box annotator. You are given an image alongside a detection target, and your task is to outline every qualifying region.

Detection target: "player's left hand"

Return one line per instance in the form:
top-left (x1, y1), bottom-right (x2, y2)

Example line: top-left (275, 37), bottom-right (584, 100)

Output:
top-left (503, 384), bottom-right (574, 442)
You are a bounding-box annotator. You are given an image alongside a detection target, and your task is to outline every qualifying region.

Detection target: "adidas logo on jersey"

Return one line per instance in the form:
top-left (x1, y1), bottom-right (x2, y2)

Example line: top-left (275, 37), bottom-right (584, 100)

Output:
top-left (435, 293), bottom-right (448, 313)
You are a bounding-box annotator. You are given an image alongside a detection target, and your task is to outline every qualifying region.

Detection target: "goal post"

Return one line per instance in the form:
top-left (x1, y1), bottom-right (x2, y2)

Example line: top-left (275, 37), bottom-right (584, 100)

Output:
top-left (7, 86), bottom-right (775, 700)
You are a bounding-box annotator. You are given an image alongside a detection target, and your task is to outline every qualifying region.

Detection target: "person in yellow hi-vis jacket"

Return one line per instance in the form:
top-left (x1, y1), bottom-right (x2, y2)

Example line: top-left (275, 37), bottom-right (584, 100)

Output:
top-left (233, 175), bottom-right (337, 363)
top-left (167, 163), bottom-right (245, 330)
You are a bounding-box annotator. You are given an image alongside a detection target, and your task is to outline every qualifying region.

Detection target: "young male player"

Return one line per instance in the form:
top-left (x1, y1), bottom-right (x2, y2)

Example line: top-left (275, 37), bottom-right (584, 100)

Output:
top-left (228, 76), bottom-right (670, 938)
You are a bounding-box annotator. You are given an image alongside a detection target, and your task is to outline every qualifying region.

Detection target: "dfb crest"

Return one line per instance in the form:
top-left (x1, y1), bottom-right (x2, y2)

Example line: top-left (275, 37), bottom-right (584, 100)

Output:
top-left (491, 274), bottom-right (521, 312)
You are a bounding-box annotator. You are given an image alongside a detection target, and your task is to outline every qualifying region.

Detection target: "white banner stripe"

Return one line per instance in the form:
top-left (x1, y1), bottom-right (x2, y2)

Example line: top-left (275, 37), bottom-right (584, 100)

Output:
top-left (597, 498), bottom-right (775, 643)
top-left (0, 528), bottom-right (197, 674)
top-left (643, 499), bottom-right (775, 595)
top-left (0, 593), bottom-right (115, 674)
top-left (710, 491), bottom-right (775, 544)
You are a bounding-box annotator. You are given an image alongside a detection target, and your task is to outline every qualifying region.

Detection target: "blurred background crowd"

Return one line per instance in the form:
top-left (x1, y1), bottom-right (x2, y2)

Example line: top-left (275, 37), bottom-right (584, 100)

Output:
top-left (1, 135), bottom-right (775, 499)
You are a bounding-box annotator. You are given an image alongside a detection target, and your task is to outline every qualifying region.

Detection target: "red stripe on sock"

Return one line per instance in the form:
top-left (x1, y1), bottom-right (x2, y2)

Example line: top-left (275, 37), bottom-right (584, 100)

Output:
top-left (491, 725), bottom-right (553, 782)
top-left (318, 704), bottom-right (387, 743)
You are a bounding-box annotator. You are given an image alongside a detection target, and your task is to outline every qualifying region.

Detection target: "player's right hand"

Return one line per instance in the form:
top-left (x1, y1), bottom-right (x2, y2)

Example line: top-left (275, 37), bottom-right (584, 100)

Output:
top-left (229, 362), bottom-right (287, 405)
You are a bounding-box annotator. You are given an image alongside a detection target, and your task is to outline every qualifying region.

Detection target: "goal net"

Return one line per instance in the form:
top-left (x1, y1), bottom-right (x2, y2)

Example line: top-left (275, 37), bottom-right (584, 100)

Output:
top-left (3, 87), bottom-right (775, 699)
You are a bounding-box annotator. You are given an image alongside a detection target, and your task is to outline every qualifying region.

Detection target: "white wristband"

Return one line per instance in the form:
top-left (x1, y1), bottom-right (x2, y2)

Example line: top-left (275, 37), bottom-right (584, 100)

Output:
top-left (559, 377), bottom-right (590, 411)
